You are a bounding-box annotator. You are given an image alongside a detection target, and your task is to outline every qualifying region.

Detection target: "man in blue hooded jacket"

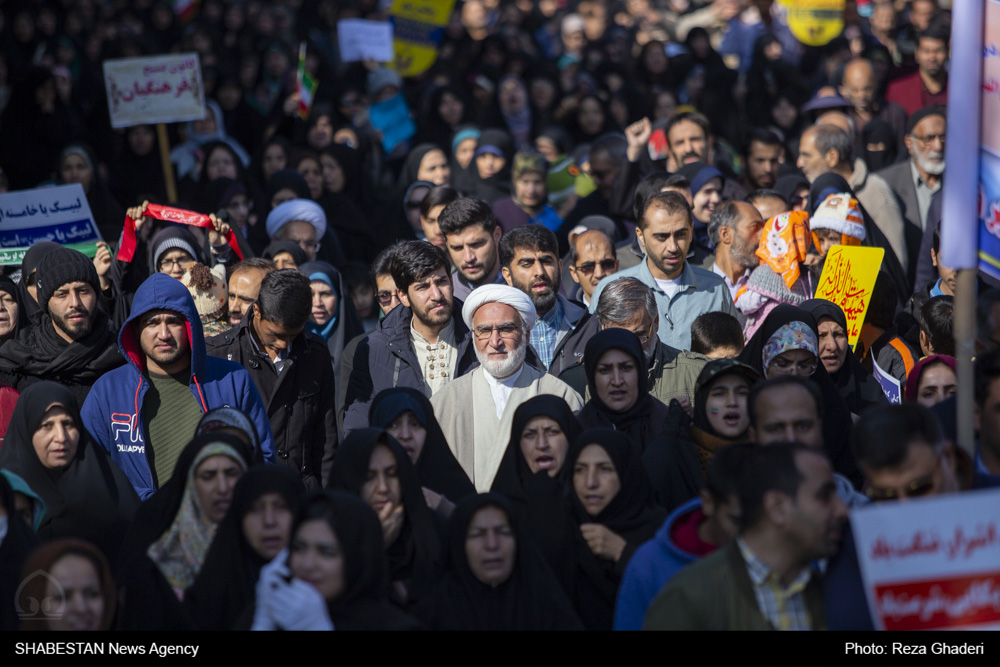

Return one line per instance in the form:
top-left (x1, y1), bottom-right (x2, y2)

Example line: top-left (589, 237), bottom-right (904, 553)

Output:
top-left (82, 273), bottom-right (274, 499)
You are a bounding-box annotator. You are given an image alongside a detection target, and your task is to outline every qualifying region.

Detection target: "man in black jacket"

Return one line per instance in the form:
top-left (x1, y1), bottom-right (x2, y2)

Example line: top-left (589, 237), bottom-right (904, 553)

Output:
top-left (342, 241), bottom-right (478, 434)
top-left (206, 269), bottom-right (336, 490)
top-left (0, 246), bottom-right (123, 403)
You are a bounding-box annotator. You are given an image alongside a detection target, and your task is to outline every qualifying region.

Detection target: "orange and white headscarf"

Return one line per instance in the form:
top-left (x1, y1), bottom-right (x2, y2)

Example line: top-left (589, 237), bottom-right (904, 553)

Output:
top-left (755, 211), bottom-right (811, 291)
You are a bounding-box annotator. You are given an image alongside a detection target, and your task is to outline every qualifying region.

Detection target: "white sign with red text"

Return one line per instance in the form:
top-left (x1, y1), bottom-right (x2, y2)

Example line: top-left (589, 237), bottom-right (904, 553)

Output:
top-left (103, 54), bottom-right (205, 128)
top-left (851, 487), bottom-right (1000, 630)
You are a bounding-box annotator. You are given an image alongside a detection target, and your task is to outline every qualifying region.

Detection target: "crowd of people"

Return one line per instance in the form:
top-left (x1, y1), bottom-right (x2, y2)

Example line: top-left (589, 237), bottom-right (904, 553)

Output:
top-left (0, 0), bottom-right (996, 633)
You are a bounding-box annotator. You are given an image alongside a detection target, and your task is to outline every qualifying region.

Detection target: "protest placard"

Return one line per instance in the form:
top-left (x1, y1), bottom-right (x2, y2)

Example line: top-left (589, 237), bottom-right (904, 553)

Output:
top-left (783, 0), bottom-right (846, 47)
top-left (337, 19), bottom-right (394, 63)
top-left (390, 0), bottom-right (456, 76)
top-left (103, 53), bottom-right (206, 129)
top-left (0, 184), bottom-right (102, 247)
top-left (871, 357), bottom-right (902, 404)
top-left (851, 487), bottom-right (1000, 630)
top-left (0, 242), bottom-right (100, 267)
top-left (814, 245), bottom-right (884, 350)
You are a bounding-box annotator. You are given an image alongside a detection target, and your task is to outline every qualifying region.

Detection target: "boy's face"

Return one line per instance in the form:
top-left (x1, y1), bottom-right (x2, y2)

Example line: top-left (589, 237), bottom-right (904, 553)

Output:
top-left (813, 229), bottom-right (841, 257)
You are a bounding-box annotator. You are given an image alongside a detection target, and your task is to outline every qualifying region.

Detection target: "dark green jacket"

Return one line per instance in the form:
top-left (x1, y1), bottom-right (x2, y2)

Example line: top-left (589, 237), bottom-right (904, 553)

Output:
top-left (642, 541), bottom-right (827, 631)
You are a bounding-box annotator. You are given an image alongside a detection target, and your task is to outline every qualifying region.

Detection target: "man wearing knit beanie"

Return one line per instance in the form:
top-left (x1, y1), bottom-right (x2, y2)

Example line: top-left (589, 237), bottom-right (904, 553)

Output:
top-left (0, 246), bottom-right (123, 403)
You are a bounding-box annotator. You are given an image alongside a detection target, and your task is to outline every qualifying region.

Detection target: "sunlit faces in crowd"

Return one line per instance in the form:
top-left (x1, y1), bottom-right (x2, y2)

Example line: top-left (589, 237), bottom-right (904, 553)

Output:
top-left (384, 410), bottom-right (427, 464)
top-left (361, 444), bottom-right (402, 543)
top-left (398, 266), bottom-right (453, 329)
top-left (569, 231), bottom-right (618, 304)
top-left (572, 443), bottom-right (621, 517)
top-left (296, 155), bottom-right (324, 200)
top-left (278, 220), bottom-right (319, 261)
top-left (914, 360), bottom-right (956, 408)
top-left (290, 518), bottom-right (345, 602)
top-left (446, 224), bottom-right (502, 286)
top-left (32, 403), bottom-right (79, 470)
top-left (48, 281), bottom-right (98, 343)
top-left (454, 137), bottom-right (478, 170)
top-left (158, 249), bottom-right (195, 280)
top-left (465, 504), bottom-right (516, 586)
top-left (592, 349), bottom-right (640, 413)
top-left (405, 184), bottom-right (432, 234)
top-left (242, 492), bottom-right (294, 561)
top-left (502, 246), bottom-right (560, 315)
top-left (43, 553), bottom-right (106, 631)
top-left (229, 268), bottom-right (268, 326)
top-left (193, 453), bottom-right (244, 524)
top-left (816, 316), bottom-right (848, 375)
top-left (416, 149), bottom-right (451, 186)
top-left (476, 147), bottom-right (506, 180)
top-left (137, 309), bottom-right (190, 375)
top-left (519, 416), bottom-right (569, 476)
top-left (309, 280), bottom-right (338, 328)
top-left (205, 145), bottom-right (238, 182)
top-left (375, 273), bottom-right (401, 316)
top-left (471, 302), bottom-right (526, 379)
top-left (0, 289), bottom-right (20, 339)
top-left (703, 373), bottom-right (751, 439)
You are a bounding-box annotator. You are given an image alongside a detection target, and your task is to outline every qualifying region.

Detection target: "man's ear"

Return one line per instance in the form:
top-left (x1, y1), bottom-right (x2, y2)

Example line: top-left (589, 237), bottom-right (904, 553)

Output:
top-left (903, 134), bottom-right (914, 157)
top-left (930, 246), bottom-right (939, 268)
top-left (492, 225), bottom-right (502, 245)
top-left (824, 149), bottom-right (840, 169)
top-left (397, 288), bottom-right (411, 308)
top-left (719, 225), bottom-right (733, 246)
top-left (763, 489), bottom-right (791, 527)
top-left (501, 266), bottom-right (513, 286)
top-left (635, 226), bottom-right (646, 253)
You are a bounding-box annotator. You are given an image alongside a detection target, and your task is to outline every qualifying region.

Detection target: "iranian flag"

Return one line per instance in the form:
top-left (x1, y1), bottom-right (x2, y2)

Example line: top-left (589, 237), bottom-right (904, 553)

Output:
top-left (297, 42), bottom-right (318, 120)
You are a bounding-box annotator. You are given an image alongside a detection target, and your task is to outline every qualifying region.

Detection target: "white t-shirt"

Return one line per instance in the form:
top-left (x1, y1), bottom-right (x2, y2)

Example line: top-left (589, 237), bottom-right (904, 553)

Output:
top-left (654, 276), bottom-right (683, 299)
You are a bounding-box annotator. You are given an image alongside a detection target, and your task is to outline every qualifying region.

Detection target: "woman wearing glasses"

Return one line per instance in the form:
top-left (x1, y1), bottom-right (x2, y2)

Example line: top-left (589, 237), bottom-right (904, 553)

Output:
top-left (740, 305), bottom-right (862, 488)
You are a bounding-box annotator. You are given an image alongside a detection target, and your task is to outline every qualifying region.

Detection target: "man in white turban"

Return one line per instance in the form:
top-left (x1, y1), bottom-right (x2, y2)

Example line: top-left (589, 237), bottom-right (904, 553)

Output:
top-left (265, 199), bottom-right (327, 261)
top-left (431, 284), bottom-right (583, 491)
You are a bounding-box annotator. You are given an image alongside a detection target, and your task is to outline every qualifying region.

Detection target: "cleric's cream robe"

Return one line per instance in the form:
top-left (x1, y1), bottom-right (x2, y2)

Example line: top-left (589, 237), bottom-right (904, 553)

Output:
top-left (430, 364), bottom-right (584, 492)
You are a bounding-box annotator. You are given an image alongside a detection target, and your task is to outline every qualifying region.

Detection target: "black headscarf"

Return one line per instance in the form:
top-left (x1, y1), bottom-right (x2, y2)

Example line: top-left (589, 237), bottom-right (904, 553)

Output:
top-left (327, 428), bottom-right (443, 609)
top-left (801, 298), bottom-right (888, 414)
top-left (0, 276), bottom-right (25, 343)
top-left (292, 490), bottom-right (421, 630)
top-left (420, 493), bottom-right (583, 630)
top-left (262, 240), bottom-right (308, 267)
top-left (774, 173), bottom-right (810, 208)
top-left (0, 382), bottom-right (139, 564)
top-left (738, 304), bottom-right (862, 487)
top-left (460, 128), bottom-right (514, 203)
top-left (298, 260), bottom-right (365, 369)
top-left (16, 241), bottom-right (60, 322)
top-left (808, 173), bottom-right (909, 305)
top-left (860, 119), bottom-right (898, 172)
top-left (116, 432), bottom-right (253, 630)
top-left (185, 465), bottom-right (305, 631)
top-left (562, 427), bottom-right (667, 630)
top-left (577, 329), bottom-right (669, 450)
top-left (489, 395), bottom-right (581, 596)
top-left (0, 473), bottom-right (38, 631)
top-left (369, 387), bottom-right (475, 502)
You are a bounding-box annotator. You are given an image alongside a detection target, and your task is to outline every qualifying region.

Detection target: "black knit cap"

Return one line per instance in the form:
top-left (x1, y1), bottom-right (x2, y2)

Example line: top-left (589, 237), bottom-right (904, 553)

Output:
top-left (34, 246), bottom-right (100, 309)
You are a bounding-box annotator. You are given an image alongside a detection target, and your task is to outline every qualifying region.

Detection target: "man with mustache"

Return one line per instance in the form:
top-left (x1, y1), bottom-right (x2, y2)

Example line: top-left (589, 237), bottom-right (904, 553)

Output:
top-left (589, 191), bottom-right (736, 351)
top-left (665, 111), bottom-right (747, 201)
top-left (500, 225), bottom-right (598, 377)
top-left (82, 273), bottom-right (274, 499)
top-left (342, 241), bottom-right (479, 434)
top-left (877, 105), bottom-right (946, 282)
top-left (431, 284), bottom-right (583, 491)
top-left (0, 246), bottom-right (123, 403)
top-left (438, 197), bottom-right (505, 302)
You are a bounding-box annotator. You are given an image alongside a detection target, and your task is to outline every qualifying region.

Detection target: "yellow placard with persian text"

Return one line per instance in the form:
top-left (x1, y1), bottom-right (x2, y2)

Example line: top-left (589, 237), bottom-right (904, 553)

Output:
top-left (783, 0), bottom-right (846, 47)
top-left (814, 245), bottom-right (884, 350)
top-left (390, 0), bottom-right (457, 77)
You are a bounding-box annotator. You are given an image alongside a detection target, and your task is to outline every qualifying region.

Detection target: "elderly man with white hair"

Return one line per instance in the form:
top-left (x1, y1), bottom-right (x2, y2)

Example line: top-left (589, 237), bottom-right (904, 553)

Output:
top-left (431, 284), bottom-right (583, 491)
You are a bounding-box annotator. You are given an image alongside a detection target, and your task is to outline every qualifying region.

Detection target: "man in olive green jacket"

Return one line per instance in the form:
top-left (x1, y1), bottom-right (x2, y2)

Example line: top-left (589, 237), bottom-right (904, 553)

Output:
top-left (643, 443), bottom-right (847, 630)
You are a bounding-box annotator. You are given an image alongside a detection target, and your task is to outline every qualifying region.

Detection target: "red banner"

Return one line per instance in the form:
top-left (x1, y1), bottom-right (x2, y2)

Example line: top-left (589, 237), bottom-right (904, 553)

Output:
top-left (875, 572), bottom-right (1000, 630)
top-left (116, 203), bottom-right (242, 262)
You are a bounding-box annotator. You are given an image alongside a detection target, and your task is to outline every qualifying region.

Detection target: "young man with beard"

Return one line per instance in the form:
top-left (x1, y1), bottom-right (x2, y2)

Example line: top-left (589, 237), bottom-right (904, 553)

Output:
top-left (438, 197), bottom-right (505, 301)
top-left (81, 273), bottom-right (274, 499)
top-left (0, 246), bottom-right (123, 403)
top-left (710, 200), bottom-right (765, 302)
top-left (589, 191), bottom-right (735, 351)
top-left (500, 225), bottom-right (599, 377)
top-left (341, 241), bottom-right (478, 434)
top-left (431, 284), bottom-right (583, 492)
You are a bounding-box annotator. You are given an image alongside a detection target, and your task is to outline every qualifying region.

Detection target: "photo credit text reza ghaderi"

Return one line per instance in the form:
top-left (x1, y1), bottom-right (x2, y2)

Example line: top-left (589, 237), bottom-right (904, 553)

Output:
top-left (846, 642), bottom-right (985, 656)
top-left (14, 643), bottom-right (199, 659)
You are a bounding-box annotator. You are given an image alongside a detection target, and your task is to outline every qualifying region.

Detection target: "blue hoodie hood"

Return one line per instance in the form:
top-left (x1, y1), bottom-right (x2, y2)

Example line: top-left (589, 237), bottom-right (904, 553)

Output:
top-left (119, 272), bottom-right (206, 381)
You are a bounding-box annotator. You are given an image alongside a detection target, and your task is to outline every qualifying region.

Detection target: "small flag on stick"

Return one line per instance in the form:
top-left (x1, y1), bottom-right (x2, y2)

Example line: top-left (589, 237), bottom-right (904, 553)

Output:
top-left (297, 42), bottom-right (318, 120)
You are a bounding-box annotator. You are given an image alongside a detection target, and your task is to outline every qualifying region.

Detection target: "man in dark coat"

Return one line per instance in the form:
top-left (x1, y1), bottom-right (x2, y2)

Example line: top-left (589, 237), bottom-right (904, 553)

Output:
top-left (0, 246), bottom-right (123, 404)
top-left (207, 269), bottom-right (337, 491)
top-left (342, 241), bottom-right (478, 434)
